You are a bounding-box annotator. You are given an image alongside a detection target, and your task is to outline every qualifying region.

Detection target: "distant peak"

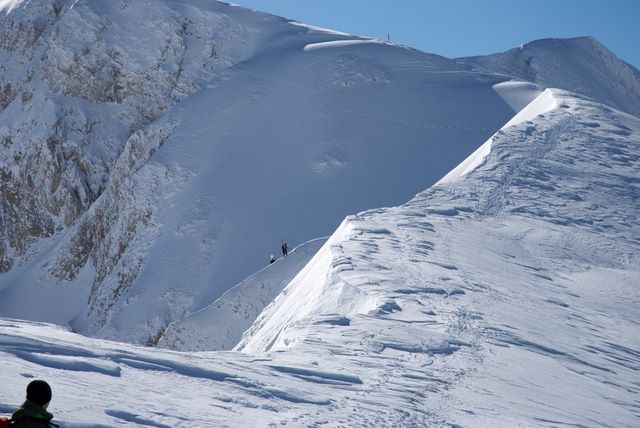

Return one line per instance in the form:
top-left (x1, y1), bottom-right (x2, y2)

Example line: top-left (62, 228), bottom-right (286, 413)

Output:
top-left (523, 35), bottom-right (608, 52)
top-left (0, 0), bottom-right (26, 13)
top-left (571, 35), bottom-right (599, 43)
top-left (567, 36), bottom-right (608, 49)
top-left (457, 35), bottom-right (640, 118)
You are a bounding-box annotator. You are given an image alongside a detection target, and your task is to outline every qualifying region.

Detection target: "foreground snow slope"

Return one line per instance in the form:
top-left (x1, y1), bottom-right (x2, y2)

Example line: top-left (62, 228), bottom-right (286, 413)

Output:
top-left (458, 36), bottom-right (640, 118)
top-left (0, 0), bottom-right (521, 345)
top-left (2, 89), bottom-right (638, 427)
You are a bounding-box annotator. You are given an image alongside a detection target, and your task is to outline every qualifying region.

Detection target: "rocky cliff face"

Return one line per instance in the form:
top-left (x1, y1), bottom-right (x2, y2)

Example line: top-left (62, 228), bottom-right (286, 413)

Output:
top-left (0, 0), bottom-right (264, 328)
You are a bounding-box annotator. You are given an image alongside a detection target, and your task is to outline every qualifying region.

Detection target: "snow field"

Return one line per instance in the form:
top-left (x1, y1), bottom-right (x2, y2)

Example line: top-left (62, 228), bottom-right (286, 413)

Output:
top-left (1, 84), bottom-right (638, 428)
top-left (0, 0), bottom-right (519, 346)
top-left (1, 1), bottom-right (639, 426)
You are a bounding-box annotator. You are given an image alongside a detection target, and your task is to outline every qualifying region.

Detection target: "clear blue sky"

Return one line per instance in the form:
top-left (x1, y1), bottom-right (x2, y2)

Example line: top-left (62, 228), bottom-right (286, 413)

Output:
top-left (231, 0), bottom-right (640, 68)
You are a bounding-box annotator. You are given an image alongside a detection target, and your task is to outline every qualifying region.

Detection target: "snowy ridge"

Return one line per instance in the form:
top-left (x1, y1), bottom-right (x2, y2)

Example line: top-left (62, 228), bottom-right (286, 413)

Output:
top-left (239, 86), bottom-right (557, 352)
top-left (238, 89), bottom-right (640, 425)
top-left (158, 238), bottom-right (328, 351)
top-left (1, 89), bottom-right (639, 426)
top-left (438, 86), bottom-right (554, 184)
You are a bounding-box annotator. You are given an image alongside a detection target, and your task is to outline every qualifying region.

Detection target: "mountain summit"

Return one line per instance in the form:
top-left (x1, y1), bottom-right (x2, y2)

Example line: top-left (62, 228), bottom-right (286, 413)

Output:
top-left (458, 36), bottom-right (640, 117)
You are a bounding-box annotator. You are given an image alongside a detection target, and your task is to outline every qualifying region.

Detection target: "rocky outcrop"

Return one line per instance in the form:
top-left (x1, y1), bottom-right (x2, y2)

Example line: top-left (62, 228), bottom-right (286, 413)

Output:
top-left (0, 0), bottom-right (271, 341)
top-left (51, 123), bottom-right (175, 331)
top-left (0, 0), bottom-right (255, 278)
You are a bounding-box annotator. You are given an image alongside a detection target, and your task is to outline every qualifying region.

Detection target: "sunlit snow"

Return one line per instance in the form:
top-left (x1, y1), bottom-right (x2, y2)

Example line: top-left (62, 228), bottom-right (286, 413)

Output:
top-left (1, 0), bottom-right (639, 427)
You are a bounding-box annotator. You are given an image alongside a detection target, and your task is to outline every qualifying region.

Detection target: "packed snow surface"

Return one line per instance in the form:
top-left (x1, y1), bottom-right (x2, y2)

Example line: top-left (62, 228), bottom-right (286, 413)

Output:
top-left (2, 89), bottom-right (638, 427)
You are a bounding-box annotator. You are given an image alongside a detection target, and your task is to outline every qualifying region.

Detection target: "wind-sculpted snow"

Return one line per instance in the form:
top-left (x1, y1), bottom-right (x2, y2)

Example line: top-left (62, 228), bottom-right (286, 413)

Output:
top-left (238, 90), bottom-right (640, 425)
top-left (0, 90), bottom-right (638, 426)
top-left (1, 0), bottom-right (524, 344)
top-left (0, 319), bottom-right (344, 426)
top-left (303, 39), bottom-right (383, 51)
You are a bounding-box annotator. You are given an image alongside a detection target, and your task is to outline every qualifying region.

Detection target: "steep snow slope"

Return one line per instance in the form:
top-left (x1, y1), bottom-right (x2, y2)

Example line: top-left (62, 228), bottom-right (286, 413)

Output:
top-left (437, 87), bottom-right (556, 184)
top-left (158, 238), bottom-right (328, 351)
top-left (0, 0), bottom-right (522, 345)
top-left (237, 87), bottom-right (560, 353)
top-left (458, 36), bottom-right (640, 118)
top-left (1, 89), bottom-right (638, 427)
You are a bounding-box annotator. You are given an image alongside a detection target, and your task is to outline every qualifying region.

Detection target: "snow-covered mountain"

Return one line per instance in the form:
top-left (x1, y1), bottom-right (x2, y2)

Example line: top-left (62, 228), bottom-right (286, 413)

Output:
top-left (458, 36), bottom-right (640, 118)
top-left (238, 89), bottom-right (640, 426)
top-left (1, 87), bottom-right (638, 427)
top-left (0, 0), bottom-right (522, 345)
top-left (0, 0), bottom-right (282, 329)
top-left (1, 2), bottom-right (639, 425)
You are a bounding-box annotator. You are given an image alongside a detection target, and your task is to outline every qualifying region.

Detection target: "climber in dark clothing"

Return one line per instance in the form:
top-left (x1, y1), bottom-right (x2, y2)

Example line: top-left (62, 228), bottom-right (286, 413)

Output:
top-left (11, 380), bottom-right (57, 428)
top-left (281, 240), bottom-right (288, 257)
